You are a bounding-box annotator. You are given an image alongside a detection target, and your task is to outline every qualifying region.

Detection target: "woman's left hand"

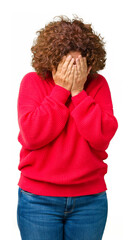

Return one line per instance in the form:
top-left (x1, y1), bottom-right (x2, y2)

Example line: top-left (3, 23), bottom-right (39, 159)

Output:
top-left (71, 55), bottom-right (92, 96)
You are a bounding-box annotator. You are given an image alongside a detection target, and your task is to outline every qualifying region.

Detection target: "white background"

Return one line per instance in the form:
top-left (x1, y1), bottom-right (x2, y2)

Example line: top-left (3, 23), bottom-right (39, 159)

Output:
top-left (0, 0), bottom-right (134, 239)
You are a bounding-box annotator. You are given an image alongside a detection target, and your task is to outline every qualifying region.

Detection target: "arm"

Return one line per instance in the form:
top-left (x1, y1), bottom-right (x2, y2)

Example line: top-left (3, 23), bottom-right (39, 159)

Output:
top-left (70, 76), bottom-right (118, 151)
top-left (17, 73), bottom-right (71, 150)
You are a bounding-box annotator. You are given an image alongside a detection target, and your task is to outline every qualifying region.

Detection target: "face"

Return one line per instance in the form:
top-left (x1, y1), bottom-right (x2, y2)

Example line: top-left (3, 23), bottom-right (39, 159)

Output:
top-left (66, 51), bottom-right (82, 65)
top-left (52, 51), bottom-right (91, 75)
top-left (51, 51), bottom-right (81, 72)
top-left (63, 51), bottom-right (91, 74)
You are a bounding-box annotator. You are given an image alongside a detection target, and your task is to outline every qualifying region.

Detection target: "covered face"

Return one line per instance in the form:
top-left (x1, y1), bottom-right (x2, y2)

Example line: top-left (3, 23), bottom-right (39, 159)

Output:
top-left (52, 51), bottom-right (91, 75)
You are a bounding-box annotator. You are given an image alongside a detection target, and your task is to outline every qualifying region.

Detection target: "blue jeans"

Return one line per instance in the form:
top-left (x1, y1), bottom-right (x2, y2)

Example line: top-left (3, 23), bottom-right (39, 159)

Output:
top-left (17, 187), bottom-right (108, 240)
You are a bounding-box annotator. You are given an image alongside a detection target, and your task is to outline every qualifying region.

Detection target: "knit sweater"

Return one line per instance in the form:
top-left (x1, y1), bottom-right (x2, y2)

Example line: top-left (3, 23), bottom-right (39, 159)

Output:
top-left (17, 71), bottom-right (118, 197)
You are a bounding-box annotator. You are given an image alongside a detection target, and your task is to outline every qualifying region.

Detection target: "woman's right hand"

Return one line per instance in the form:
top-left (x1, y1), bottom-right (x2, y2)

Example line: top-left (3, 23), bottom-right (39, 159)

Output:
top-left (52, 55), bottom-right (75, 91)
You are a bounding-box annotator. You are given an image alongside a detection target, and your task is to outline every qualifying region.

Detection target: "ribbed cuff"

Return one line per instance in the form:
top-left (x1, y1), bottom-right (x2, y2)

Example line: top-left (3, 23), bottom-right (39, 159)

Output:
top-left (71, 90), bottom-right (88, 106)
top-left (50, 84), bottom-right (71, 104)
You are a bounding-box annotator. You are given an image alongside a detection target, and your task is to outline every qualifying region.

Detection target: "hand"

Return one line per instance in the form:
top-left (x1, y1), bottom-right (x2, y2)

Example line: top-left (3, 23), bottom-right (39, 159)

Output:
top-left (52, 55), bottom-right (75, 91)
top-left (71, 55), bottom-right (92, 96)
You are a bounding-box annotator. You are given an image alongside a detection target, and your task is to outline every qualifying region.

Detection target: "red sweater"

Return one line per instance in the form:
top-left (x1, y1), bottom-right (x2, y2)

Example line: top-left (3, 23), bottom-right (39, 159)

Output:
top-left (17, 72), bottom-right (118, 197)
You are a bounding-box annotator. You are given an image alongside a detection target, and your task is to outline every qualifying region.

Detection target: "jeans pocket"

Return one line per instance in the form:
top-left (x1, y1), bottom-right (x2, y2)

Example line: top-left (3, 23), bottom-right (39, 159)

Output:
top-left (20, 188), bottom-right (36, 196)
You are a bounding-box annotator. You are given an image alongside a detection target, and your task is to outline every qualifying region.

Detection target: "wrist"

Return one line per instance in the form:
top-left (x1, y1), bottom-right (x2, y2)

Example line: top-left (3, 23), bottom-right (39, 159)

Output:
top-left (71, 89), bottom-right (83, 96)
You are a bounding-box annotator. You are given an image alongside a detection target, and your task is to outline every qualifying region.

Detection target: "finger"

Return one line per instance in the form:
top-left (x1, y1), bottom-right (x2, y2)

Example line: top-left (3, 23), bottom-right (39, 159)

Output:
top-left (79, 56), bottom-right (85, 72)
top-left (61, 55), bottom-right (67, 64)
top-left (87, 65), bottom-right (92, 75)
top-left (83, 57), bottom-right (87, 70)
top-left (64, 58), bottom-right (75, 78)
top-left (70, 66), bottom-right (75, 86)
top-left (76, 57), bottom-right (81, 74)
top-left (57, 56), bottom-right (66, 71)
top-left (57, 56), bottom-right (66, 72)
top-left (71, 65), bottom-right (76, 82)
top-left (79, 57), bottom-right (87, 74)
top-left (73, 64), bottom-right (78, 80)
top-left (62, 55), bottom-right (73, 74)
top-left (67, 63), bottom-right (75, 78)
top-left (52, 67), bottom-right (56, 75)
top-left (67, 58), bottom-right (74, 71)
top-left (71, 65), bottom-right (75, 75)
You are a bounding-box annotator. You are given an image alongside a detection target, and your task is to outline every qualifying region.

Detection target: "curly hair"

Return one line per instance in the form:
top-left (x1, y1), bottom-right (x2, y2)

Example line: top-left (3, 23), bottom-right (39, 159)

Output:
top-left (31, 14), bottom-right (107, 80)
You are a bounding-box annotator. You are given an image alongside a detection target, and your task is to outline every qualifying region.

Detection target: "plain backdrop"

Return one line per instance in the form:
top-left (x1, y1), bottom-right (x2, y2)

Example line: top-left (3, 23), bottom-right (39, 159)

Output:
top-left (0, 0), bottom-right (134, 239)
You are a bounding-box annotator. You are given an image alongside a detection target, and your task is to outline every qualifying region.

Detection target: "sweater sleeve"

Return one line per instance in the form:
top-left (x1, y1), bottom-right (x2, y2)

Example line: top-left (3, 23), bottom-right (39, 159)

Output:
top-left (70, 77), bottom-right (118, 151)
top-left (17, 73), bottom-right (71, 150)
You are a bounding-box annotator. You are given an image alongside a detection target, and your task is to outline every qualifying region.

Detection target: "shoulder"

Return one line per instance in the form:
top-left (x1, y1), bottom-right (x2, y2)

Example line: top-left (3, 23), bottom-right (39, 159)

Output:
top-left (19, 72), bottom-right (46, 91)
top-left (18, 72), bottom-right (44, 98)
top-left (20, 71), bottom-right (52, 86)
top-left (97, 74), bottom-right (110, 88)
top-left (92, 73), bottom-right (108, 86)
top-left (85, 73), bottom-right (108, 94)
top-left (92, 74), bottom-right (111, 96)
top-left (86, 73), bottom-right (107, 87)
top-left (97, 75), bottom-right (111, 94)
top-left (85, 73), bottom-right (112, 100)
top-left (20, 71), bottom-right (41, 83)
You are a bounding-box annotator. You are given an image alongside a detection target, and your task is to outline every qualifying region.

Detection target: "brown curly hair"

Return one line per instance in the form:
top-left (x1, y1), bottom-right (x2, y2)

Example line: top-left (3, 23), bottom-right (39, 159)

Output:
top-left (31, 14), bottom-right (107, 80)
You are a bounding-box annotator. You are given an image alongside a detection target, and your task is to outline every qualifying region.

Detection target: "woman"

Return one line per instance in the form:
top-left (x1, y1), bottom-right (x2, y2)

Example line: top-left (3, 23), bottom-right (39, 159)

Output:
top-left (17, 15), bottom-right (118, 240)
